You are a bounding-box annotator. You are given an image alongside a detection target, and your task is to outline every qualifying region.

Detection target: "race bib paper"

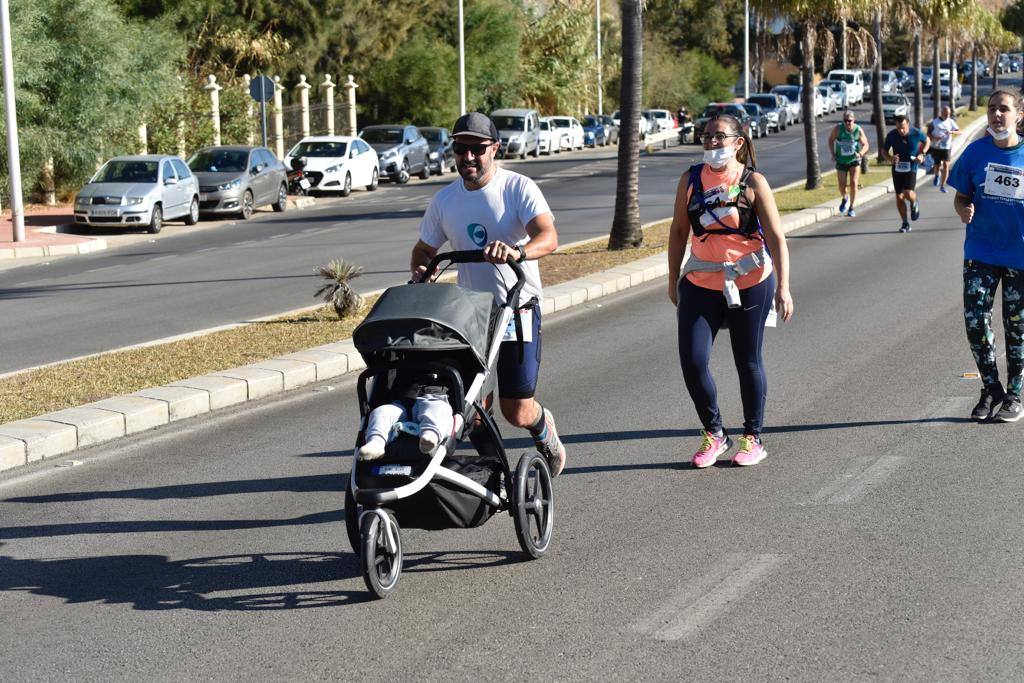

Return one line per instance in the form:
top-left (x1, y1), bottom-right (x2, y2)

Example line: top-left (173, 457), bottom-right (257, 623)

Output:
top-left (698, 185), bottom-right (740, 228)
top-left (983, 162), bottom-right (1024, 200)
top-left (836, 140), bottom-right (856, 156)
top-left (502, 308), bottom-right (533, 343)
top-left (894, 161), bottom-right (912, 173)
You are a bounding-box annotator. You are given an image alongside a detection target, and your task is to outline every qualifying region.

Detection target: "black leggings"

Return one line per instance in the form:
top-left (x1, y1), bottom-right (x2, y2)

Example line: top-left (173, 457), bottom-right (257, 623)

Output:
top-left (676, 273), bottom-right (776, 437)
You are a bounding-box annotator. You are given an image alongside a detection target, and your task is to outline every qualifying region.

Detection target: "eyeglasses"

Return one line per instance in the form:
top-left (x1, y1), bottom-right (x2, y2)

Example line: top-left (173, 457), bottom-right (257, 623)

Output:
top-left (843, 118), bottom-right (855, 123)
top-left (452, 141), bottom-right (494, 156)
top-left (699, 132), bottom-right (740, 144)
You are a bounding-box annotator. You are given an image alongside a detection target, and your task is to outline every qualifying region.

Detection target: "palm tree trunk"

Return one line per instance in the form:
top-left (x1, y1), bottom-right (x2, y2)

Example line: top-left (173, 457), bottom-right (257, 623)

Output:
top-left (932, 37), bottom-right (941, 120)
top-left (609, 0), bottom-right (643, 250)
top-left (993, 52), bottom-right (1001, 90)
top-left (801, 20), bottom-right (821, 190)
top-left (970, 42), bottom-right (978, 111)
top-left (839, 17), bottom-right (847, 70)
top-left (913, 34), bottom-right (923, 129)
top-left (871, 10), bottom-right (886, 161)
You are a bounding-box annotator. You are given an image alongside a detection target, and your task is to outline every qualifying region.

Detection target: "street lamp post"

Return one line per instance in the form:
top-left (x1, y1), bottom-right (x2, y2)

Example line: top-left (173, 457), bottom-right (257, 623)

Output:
top-left (596, 0), bottom-right (603, 115)
top-left (458, 0), bottom-right (466, 115)
top-left (1, 0), bottom-right (25, 242)
top-left (743, 0), bottom-right (750, 100)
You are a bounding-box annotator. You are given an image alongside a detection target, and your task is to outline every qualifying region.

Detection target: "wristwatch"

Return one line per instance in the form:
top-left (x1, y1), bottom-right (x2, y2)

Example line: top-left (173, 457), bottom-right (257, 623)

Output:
top-left (515, 244), bottom-right (527, 263)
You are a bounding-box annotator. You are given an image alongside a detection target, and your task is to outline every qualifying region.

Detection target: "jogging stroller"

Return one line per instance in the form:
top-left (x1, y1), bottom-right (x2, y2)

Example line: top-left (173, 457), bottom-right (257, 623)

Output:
top-left (345, 250), bottom-right (554, 598)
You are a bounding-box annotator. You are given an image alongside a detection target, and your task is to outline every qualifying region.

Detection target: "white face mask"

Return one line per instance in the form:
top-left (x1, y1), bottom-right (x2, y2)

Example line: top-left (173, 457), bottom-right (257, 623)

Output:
top-left (988, 126), bottom-right (1012, 141)
top-left (703, 145), bottom-right (735, 167)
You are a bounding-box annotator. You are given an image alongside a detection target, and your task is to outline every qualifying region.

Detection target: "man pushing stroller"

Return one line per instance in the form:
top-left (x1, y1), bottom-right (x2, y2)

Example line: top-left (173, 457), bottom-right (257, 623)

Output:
top-left (409, 112), bottom-right (567, 476)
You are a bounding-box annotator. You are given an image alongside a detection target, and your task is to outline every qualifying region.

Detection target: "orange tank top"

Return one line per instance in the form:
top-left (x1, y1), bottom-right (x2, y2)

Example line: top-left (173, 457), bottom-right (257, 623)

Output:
top-left (684, 163), bottom-right (771, 291)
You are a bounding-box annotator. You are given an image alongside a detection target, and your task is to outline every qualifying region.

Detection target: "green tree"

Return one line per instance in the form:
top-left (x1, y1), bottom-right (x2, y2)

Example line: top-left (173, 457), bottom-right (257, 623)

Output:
top-left (519, 0), bottom-right (596, 115)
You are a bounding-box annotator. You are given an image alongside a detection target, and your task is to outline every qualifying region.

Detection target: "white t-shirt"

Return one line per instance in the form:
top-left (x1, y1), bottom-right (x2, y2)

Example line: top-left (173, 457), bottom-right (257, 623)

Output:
top-left (929, 116), bottom-right (959, 150)
top-left (419, 167), bottom-right (551, 305)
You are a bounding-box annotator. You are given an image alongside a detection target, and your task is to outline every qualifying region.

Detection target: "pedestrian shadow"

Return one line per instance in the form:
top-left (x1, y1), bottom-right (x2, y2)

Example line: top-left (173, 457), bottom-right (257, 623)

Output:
top-left (0, 551), bottom-right (372, 611)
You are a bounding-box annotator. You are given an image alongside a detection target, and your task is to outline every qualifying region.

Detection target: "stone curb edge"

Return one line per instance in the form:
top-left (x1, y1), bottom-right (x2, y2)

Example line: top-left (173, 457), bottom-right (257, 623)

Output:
top-left (0, 115), bottom-right (988, 473)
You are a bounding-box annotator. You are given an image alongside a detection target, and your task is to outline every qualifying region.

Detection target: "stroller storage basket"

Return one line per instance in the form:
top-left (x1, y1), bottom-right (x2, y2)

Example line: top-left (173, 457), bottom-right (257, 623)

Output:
top-left (353, 283), bottom-right (499, 371)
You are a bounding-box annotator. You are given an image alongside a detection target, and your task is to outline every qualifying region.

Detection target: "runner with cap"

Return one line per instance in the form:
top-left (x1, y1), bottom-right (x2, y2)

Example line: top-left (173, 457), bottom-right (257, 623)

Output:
top-left (409, 112), bottom-right (568, 475)
top-left (828, 110), bottom-right (870, 217)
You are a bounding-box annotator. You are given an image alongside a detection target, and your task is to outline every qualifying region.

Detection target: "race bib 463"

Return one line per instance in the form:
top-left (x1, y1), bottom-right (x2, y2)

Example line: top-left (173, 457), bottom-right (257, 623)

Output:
top-left (983, 162), bottom-right (1024, 201)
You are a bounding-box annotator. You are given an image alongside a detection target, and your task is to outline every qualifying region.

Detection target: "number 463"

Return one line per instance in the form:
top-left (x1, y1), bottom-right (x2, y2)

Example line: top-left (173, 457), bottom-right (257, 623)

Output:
top-left (994, 174), bottom-right (1021, 187)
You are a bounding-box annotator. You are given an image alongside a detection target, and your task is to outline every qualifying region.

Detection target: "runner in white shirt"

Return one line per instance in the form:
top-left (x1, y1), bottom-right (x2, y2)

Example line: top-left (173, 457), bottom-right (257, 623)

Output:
top-left (927, 105), bottom-right (961, 193)
top-left (410, 112), bottom-right (567, 476)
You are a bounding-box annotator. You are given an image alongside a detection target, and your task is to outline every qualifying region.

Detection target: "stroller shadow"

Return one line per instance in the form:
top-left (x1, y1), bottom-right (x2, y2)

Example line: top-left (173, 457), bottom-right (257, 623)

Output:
top-left (404, 549), bottom-right (523, 573)
top-left (0, 551), bottom-right (372, 611)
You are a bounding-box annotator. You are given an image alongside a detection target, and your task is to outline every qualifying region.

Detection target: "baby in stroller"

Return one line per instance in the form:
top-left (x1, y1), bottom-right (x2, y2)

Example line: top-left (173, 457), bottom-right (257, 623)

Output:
top-left (357, 371), bottom-right (463, 459)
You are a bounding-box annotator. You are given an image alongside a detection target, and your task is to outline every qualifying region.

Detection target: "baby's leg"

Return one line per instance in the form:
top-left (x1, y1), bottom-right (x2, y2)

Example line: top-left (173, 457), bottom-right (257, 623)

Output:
top-left (359, 402), bottom-right (407, 460)
top-left (413, 393), bottom-right (454, 454)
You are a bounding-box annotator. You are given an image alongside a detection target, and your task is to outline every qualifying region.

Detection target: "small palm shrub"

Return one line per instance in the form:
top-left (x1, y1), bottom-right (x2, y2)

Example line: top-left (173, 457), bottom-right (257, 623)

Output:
top-left (314, 259), bottom-right (364, 319)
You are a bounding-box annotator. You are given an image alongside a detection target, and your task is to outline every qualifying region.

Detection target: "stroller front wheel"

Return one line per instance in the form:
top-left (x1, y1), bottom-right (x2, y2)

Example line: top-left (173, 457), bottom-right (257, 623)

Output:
top-left (361, 511), bottom-right (403, 598)
top-left (512, 452), bottom-right (554, 559)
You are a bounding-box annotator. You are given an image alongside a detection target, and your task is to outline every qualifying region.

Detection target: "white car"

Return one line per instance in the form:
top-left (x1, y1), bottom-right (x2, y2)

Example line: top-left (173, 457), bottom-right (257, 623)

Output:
top-left (872, 93), bottom-right (911, 124)
top-left (826, 69), bottom-right (865, 105)
top-left (538, 118), bottom-right (565, 155)
top-left (642, 108), bottom-right (674, 132)
top-left (939, 77), bottom-right (961, 101)
top-left (548, 116), bottom-right (585, 151)
top-left (611, 109), bottom-right (647, 137)
top-left (74, 155), bottom-right (200, 234)
top-left (284, 136), bottom-right (379, 196)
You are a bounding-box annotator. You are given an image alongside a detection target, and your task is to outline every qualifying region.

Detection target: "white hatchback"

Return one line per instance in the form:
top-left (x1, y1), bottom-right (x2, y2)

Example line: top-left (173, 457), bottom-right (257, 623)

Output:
top-left (285, 136), bottom-right (380, 196)
top-left (547, 116), bottom-right (585, 151)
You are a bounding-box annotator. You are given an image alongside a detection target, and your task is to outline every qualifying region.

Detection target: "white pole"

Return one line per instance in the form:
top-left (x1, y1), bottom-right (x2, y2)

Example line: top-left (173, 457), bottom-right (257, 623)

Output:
top-left (743, 0), bottom-right (750, 100)
top-left (1, 0), bottom-right (25, 241)
top-left (458, 0), bottom-right (466, 115)
top-left (596, 0), bottom-right (603, 115)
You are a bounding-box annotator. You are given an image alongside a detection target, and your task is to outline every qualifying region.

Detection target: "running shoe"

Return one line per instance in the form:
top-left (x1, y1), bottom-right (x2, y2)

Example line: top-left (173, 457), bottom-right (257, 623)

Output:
top-left (993, 395), bottom-right (1024, 423)
top-left (899, 222), bottom-right (911, 233)
top-left (839, 197), bottom-right (848, 214)
top-left (732, 435), bottom-right (767, 467)
top-left (971, 386), bottom-right (1005, 421)
top-left (532, 408), bottom-right (567, 476)
top-left (933, 174), bottom-right (940, 187)
top-left (847, 208), bottom-right (856, 217)
top-left (911, 202), bottom-right (921, 221)
top-left (940, 186), bottom-right (948, 193)
top-left (692, 430), bottom-right (732, 469)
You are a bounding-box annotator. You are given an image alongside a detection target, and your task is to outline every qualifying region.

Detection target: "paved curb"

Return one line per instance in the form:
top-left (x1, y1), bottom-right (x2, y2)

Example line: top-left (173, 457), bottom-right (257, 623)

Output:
top-left (0, 116), bottom-right (988, 473)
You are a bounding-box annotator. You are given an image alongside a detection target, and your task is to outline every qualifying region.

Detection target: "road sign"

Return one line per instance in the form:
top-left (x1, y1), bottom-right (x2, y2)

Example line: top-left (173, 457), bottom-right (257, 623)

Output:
top-left (249, 75), bottom-right (274, 103)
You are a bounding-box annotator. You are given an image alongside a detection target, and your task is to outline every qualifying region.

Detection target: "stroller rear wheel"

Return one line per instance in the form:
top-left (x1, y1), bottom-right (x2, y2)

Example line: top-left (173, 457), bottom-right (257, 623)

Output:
top-left (361, 511), bottom-right (403, 598)
top-left (512, 452), bottom-right (554, 559)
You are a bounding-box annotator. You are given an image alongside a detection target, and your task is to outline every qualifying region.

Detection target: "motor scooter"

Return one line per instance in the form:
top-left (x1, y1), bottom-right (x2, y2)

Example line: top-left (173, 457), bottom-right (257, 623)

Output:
top-left (287, 157), bottom-right (311, 196)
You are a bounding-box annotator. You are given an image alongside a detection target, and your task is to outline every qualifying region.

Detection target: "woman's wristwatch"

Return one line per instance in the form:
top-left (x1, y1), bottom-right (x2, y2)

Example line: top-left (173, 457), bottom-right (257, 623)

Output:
top-left (516, 244), bottom-right (527, 262)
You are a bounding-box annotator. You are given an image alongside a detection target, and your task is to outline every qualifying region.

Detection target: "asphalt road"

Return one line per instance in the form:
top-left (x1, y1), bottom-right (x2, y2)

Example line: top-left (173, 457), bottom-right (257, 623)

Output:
top-left (2, 169), bottom-right (1022, 679)
top-left (0, 94), bottom-right (922, 375)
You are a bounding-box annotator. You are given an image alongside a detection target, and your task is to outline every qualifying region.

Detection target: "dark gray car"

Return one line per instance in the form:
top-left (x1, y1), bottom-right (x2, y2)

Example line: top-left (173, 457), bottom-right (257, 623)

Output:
top-left (741, 103), bottom-right (770, 139)
top-left (188, 146), bottom-right (288, 220)
top-left (598, 115), bottom-right (619, 144)
top-left (360, 124), bottom-right (430, 184)
top-left (418, 126), bottom-right (456, 176)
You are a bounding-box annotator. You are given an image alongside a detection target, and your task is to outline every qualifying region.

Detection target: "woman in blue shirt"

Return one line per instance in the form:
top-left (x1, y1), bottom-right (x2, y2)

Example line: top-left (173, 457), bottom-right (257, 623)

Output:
top-left (948, 88), bottom-right (1024, 422)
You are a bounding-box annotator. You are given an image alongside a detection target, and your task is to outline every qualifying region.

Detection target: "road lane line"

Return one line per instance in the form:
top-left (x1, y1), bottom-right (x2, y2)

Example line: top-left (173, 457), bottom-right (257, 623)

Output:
top-left (631, 553), bottom-right (782, 641)
top-left (821, 455), bottom-right (905, 505)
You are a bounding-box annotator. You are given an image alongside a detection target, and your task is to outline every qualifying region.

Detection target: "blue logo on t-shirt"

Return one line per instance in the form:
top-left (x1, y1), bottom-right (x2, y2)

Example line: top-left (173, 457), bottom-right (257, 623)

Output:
top-left (467, 223), bottom-right (488, 247)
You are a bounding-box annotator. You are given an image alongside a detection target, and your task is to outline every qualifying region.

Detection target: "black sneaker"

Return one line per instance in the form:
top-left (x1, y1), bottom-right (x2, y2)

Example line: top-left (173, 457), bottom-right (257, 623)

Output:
top-left (911, 202), bottom-right (921, 221)
top-left (972, 387), bottom-right (1005, 421)
top-left (899, 222), bottom-right (911, 233)
top-left (993, 395), bottom-right (1024, 423)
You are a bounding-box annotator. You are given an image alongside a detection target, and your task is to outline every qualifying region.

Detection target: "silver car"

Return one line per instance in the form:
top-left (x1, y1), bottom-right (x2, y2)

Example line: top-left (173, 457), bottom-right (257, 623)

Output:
top-left (74, 155), bottom-right (200, 234)
top-left (189, 146), bottom-right (288, 219)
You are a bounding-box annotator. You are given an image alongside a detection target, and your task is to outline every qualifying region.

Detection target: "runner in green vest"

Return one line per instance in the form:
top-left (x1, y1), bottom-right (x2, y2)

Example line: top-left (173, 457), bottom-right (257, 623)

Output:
top-left (828, 110), bottom-right (870, 217)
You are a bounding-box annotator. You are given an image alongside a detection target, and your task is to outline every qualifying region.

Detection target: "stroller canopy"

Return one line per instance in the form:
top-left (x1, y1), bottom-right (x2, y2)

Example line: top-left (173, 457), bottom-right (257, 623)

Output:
top-left (353, 283), bottom-right (497, 369)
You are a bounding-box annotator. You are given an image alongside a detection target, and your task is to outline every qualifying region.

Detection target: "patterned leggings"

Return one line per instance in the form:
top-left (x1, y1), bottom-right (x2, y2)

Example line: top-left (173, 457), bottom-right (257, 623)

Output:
top-left (963, 259), bottom-right (1024, 397)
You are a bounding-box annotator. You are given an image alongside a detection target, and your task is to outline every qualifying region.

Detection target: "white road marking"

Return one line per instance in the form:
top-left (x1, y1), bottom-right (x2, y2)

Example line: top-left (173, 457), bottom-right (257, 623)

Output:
top-left (149, 255), bottom-right (176, 262)
top-left (631, 553), bottom-right (782, 641)
top-left (813, 455), bottom-right (906, 505)
top-left (268, 233), bottom-right (289, 240)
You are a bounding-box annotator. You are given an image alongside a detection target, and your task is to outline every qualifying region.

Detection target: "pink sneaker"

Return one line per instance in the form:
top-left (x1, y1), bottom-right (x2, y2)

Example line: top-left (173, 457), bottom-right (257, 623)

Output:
top-left (692, 430), bottom-right (732, 468)
top-left (732, 435), bottom-right (767, 466)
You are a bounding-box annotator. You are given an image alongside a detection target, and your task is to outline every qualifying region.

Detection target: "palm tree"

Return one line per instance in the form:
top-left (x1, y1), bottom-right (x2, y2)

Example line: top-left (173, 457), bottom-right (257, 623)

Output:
top-left (608, 0), bottom-right (643, 250)
top-left (314, 259), bottom-right (364, 319)
top-left (870, 8), bottom-right (886, 161)
top-left (753, 0), bottom-right (872, 190)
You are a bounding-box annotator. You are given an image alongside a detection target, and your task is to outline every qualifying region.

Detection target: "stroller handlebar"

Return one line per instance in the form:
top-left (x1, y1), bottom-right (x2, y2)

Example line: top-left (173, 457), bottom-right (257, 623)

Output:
top-left (420, 249), bottom-right (527, 311)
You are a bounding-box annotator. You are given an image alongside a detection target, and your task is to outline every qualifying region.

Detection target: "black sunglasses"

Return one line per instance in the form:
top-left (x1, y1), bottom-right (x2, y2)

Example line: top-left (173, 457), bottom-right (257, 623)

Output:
top-left (452, 140), bottom-right (494, 156)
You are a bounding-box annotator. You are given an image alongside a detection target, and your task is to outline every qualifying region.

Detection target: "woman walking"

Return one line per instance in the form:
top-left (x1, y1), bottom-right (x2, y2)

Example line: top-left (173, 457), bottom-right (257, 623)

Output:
top-left (667, 115), bottom-right (794, 467)
top-left (948, 88), bottom-right (1024, 422)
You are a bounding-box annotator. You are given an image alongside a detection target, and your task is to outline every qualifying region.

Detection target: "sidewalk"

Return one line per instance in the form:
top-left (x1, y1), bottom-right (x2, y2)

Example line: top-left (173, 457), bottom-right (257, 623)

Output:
top-left (0, 113), bottom-right (989, 472)
top-left (0, 205), bottom-right (106, 259)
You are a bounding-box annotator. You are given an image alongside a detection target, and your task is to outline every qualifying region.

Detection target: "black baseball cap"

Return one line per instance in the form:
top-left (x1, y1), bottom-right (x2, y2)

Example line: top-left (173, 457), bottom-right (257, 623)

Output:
top-left (452, 112), bottom-right (499, 141)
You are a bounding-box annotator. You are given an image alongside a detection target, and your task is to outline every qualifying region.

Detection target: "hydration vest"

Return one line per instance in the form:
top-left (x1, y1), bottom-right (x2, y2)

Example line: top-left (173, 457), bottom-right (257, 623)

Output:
top-left (685, 163), bottom-right (762, 241)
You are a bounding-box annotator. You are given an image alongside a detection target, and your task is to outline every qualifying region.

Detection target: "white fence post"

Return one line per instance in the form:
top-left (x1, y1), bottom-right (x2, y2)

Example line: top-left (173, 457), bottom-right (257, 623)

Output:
top-left (204, 75), bottom-right (223, 146)
top-left (322, 74), bottom-right (335, 136)
top-left (296, 74), bottom-right (311, 138)
top-left (344, 74), bottom-right (358, 137)
top-left (273, 75), bottom-right (284, 159)
top-left (243, 74), bottom-right (255, 145)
